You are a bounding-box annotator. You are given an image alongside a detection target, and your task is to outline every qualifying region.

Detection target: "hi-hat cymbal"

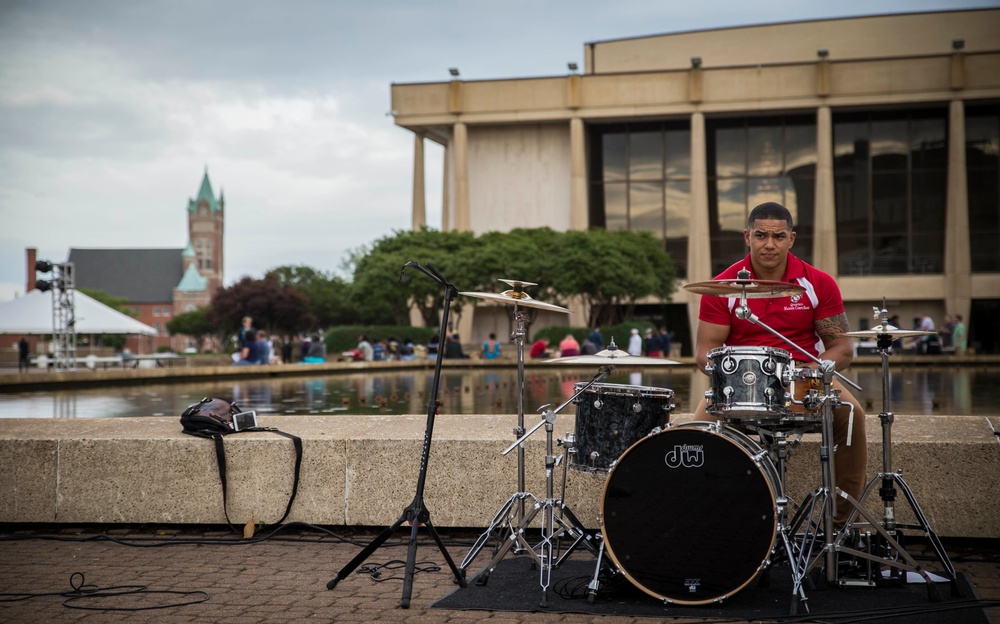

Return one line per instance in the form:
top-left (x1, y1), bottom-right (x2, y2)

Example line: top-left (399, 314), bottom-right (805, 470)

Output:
top-left (459, 290), bottom-right (570, 313)
top-left (841, 325), bottom-right (936, 340)
top-left (684, 279), bottom-right (806, 298)
top-left (546, 349), bottom-right (678, 365)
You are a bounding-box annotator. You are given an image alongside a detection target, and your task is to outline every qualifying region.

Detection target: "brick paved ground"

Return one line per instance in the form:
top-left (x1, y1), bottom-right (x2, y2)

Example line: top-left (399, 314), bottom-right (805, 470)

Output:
top-left (0, 524), bottom-right (997, 624)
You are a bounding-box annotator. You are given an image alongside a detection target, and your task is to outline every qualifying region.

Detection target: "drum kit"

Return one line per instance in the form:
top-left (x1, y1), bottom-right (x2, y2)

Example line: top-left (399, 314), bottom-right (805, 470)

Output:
top-left (456, 277), bottom-right (957, 613)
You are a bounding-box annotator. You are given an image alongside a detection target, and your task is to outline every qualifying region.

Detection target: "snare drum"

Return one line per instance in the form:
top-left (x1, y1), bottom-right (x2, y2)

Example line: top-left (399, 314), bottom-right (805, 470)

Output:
top-left (705, 346), bottom-right (792, 422)
top-left (567, 382), bottom-right (673, 473)
top-left (601, 422), bottom-right (780, 604)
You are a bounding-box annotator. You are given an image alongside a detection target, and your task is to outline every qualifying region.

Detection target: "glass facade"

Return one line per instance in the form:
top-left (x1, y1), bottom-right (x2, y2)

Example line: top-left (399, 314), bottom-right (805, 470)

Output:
top-left (589, 122), bottom-right (691, 277)
top-left (833, 109), bottom-right (947, 275)
top-left (966, 104), bottom-right (1000, 273)
top-left (706, 117), bottom-right (816, 274)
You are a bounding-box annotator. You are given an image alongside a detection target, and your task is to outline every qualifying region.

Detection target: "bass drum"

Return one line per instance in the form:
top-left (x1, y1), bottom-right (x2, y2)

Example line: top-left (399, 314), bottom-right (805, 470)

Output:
top-left (600, 422), bottom-right (780, 604)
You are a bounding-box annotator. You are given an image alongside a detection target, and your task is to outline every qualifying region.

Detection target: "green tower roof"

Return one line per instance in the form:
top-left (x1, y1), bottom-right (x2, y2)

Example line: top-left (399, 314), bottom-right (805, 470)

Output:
top-left (188, 170), bottom-right (221, 213)
top-left (176, 263), bottom-right (208, 292)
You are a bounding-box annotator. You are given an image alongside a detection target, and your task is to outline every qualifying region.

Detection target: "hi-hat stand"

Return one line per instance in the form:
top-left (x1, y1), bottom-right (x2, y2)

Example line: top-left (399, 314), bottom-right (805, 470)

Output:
top-left (325, 262), bottom-right (466, 608)
top-left (844, 302), bottom-right (957, 588)
top-left (464, 367), bottom-right (611, 606)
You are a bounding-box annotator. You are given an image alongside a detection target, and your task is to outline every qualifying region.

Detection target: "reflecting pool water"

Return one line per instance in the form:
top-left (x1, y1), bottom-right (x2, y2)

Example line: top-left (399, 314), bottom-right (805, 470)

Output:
top-left (1, 366), bottom-right (998, 419)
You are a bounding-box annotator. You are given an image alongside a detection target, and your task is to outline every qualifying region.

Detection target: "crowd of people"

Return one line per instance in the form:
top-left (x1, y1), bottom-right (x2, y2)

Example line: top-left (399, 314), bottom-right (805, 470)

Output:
top-left (896, 312), bottom-right (968, 355)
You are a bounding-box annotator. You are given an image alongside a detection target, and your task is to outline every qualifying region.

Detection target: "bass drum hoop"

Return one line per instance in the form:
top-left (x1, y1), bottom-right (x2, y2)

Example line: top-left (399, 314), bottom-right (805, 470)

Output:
top-left (599, 421), bottom-right (780, 605)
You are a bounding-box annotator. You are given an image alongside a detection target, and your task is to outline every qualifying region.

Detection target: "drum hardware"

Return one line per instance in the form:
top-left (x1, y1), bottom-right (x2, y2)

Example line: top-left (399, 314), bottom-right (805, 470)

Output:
top-left (691, 270), bottom-right (935, 611)
top-left (838, 301), bottom-right (957, 590)
top-left (464, 366), bottom-right (614, 607)
top-left (459, 280), bottom-right (570, 574)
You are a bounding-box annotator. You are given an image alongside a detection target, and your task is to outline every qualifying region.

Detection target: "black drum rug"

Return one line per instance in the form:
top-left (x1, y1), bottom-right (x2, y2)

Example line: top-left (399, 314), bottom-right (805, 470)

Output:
top-left (431, 557), bottom-right (989, 623)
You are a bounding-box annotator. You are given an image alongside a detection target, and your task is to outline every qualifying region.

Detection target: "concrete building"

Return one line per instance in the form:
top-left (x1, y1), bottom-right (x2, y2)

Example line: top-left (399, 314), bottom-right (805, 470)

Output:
top-left (391, 9), bottom-right (1000, 354)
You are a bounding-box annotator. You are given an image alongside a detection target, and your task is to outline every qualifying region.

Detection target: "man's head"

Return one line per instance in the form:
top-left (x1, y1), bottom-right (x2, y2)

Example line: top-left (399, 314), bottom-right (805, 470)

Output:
top-left (747, 202), bottom-right (794, 230)
top-left (744, 202), bottom-right (796, 277)
top-left (242, 316), bottom-right (253, 326)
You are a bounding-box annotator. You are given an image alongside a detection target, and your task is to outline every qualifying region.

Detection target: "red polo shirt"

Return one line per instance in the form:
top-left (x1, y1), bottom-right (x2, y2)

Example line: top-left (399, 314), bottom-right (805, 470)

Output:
top-left (698, 253), bottom-right (844, 362)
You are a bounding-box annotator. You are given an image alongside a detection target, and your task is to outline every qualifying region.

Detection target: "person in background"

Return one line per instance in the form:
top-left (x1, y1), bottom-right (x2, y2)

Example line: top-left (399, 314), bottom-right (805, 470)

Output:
top-left (559, 333), bottom-right (580, 357)
top-left (444, 333), bottom-right (469, 359)
top-left (580, 336), bottom-right (598, 355)
top-left (659, 326), bottom-right (672, 358)
top-left (299, 334), bottom-right (311, 361)
top-left (281, 335), bottom-right (293, 364)
top-left (482, 333), bottom-right (501, 360)
top-left (357, 334), bottom-right (374, 362)
top-left (255, 330), bottom-right (272, 365)
top-left (233, 316), bottom-right (258, 365)
top-left (940, 314), bottom-right (955, 351)
top-left (588, 327), bottom-right (604, 352)
top-left (644, 328), bottom-right (662, 357)
top-left (529, 337), bottom-right (550, 359)
top-left (399, 337), bottom-right (415, 361)
top-left (373, 338), bottom-right (387, 361)
top-left (427, 335), bottom-right (440, 361)
top-left (18, 337), bottom-right (30, 373)
top-left (953, 315), bottom-right (967, 355)
top-left (304, 335), bottom-right (326, 363)
top-left (627, 328), bottom-right (642, 356)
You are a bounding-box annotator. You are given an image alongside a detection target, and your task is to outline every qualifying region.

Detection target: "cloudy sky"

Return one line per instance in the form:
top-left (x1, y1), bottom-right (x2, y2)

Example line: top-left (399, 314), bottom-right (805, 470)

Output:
top-left (1, 0), bottom-right (994, 303)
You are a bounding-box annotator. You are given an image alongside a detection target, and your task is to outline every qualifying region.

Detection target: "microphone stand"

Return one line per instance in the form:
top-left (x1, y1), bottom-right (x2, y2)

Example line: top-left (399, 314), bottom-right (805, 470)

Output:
top-left (325, 262), bottom-right (467, 608)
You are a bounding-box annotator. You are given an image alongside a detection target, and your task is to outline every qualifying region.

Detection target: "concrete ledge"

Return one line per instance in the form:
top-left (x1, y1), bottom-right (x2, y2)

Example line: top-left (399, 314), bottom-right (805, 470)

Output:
top-left (1, 414), bottom-right (998, 538)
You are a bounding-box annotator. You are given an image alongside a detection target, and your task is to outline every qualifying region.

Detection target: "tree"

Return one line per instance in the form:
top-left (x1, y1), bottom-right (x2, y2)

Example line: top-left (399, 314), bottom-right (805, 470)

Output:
top-left (550, 229), bottom-right (676, 327)
top-left (166, 307), bottom-right (216, 351)
top-left (266, 265), bottom-right (357, 328)
top-left (350, 228), bottom-right (478, 327)
top-left (208, 276), bottom-right (313, 336)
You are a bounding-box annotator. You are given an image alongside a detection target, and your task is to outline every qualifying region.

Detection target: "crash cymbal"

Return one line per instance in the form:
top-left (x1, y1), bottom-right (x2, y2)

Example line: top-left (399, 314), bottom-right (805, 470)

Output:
top-left (546, 350), bottom-right (679, 365)
top-left (683, 279), bottom-right (806, 298)
top-left (841, 325), bottom-right (936, 340)
top-left (459, 290), bottom-right (570, 313)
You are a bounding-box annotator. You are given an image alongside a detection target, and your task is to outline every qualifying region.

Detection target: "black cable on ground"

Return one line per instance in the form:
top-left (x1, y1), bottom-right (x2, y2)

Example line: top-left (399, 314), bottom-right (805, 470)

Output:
top-left (354, 560), bottom-right (441, 582)
top-left (0, 572), bottom-right (209, 611)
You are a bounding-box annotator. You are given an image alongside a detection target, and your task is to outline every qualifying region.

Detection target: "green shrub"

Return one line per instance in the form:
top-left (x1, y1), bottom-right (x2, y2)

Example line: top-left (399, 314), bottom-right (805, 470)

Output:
top-left (323, 325), bottom-right (439, 353)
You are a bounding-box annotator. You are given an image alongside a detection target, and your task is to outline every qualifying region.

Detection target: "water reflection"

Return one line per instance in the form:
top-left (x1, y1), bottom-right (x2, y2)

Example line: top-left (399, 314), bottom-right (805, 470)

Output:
top-left (0, 366), bottom-right (997, 419)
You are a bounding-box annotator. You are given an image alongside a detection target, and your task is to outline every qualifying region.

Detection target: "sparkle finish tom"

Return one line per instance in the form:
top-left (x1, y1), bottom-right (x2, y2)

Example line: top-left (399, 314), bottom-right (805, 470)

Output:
top-left (567, 382), bottom-right (673, 474)
top-left (705, 346), bottom-right (792, 421)
top-left (600, 422), bottom-right (780, 604)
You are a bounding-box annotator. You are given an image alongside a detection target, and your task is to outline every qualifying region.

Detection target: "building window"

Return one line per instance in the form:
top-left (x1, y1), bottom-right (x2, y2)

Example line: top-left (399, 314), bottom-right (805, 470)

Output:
top-left (588, 121), bottom-right (691, 277)
top-left (195, 238), bottom-right (212, 271)
top-left (833, 109), bottom-right (947, 275)
top-left (153, 306), bottom-right (160, 317)
top-left (706, 116), bottom-right (816, 274)
top-left (967, 104), bottom-right (1000, 273)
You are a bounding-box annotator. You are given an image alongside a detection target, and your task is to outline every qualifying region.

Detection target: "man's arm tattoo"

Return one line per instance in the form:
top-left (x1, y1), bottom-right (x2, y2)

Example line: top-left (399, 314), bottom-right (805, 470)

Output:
top-left (815, 313), bottom-right (849, 344)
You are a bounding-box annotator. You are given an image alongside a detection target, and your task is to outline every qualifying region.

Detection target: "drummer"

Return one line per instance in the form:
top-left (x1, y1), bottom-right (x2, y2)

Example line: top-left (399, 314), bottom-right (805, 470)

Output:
top-left (692, 201), bottom-right (866, 530)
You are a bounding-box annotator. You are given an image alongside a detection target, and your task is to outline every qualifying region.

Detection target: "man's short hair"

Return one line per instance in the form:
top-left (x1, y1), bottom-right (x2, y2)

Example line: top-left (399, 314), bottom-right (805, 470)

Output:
top-left (747, 202), bottom-right (794, 230)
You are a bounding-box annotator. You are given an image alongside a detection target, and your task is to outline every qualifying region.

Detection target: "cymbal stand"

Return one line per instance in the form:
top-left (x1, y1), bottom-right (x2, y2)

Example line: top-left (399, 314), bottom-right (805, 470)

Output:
top-left (465, 367), bottom-right (612, 607)
top-left (847, 302), bottom-right (956, 586)
top-left (729, 274), bottom-right (939, 611)
top-left (460, 305), bottom-right (533, 572)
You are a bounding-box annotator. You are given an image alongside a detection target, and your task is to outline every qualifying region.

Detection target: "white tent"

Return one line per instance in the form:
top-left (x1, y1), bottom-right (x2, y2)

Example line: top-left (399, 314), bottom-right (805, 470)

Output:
top-left (0, 290), bottom-right (157, 336)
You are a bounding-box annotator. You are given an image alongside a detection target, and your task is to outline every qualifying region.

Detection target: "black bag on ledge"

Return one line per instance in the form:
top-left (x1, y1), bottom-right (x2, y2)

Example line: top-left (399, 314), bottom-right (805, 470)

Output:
top-left (180, 397), bottom-right (302, 533)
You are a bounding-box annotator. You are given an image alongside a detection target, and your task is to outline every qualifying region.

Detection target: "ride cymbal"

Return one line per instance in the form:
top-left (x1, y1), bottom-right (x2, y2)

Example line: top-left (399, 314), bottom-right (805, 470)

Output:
top-left (683, 279), bottom-right (806, 298)
top-left (459, 290), bottom-right (570, 313)
top-left (840, 325), bottom-right (936, 340)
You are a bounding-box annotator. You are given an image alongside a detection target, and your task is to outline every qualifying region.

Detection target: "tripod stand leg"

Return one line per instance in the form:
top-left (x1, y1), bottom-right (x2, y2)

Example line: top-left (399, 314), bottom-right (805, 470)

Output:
top-left (327, 515), bottom-right (407, 590)
top-left (460, 493), bottom-right (521, 571)
top-left (400, 516), bottom-right (468, 608)
top-left (894, 475), bottom-right (958, 581)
